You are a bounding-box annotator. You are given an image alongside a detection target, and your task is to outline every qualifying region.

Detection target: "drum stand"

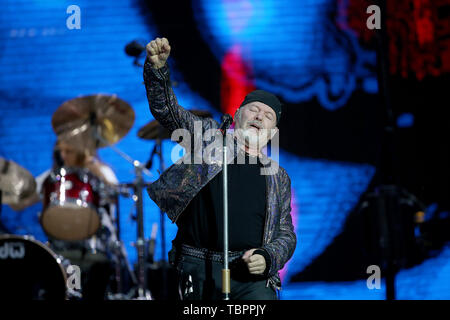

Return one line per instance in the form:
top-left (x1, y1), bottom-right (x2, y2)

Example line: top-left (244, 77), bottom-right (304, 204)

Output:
top-left (131, 162), bottom-right (152, 299)
top-left (144, 132), bottom-right (170, 299)
top-left (94, 133), bottom-right (153, 300)
top-left (144, 134), bottom-right (167, 265)
top-left (108, 193), bottom-right (139, 300)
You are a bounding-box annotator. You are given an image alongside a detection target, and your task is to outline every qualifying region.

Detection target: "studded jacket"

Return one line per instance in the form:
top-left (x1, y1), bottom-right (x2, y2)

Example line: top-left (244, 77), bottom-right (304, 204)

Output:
top-left (143, 60), bottom-right (296, 290)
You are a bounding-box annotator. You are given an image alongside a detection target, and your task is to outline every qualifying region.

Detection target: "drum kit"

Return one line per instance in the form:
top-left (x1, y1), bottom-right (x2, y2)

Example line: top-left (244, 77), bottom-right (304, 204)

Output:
top-left (0, 94), bottom-right (211, 300)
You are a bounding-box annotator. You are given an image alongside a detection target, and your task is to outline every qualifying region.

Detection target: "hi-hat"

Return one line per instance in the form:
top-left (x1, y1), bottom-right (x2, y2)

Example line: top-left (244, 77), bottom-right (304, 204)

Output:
top-left (137, 109), bottom-right (212, 140)
top-left (0, 158), bottom-right (36, 205)
top-left (52, 94), bottom-right (135, 152)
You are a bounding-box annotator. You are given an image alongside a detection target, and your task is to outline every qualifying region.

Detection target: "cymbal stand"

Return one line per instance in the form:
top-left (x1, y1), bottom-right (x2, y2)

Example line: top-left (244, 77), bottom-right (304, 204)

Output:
top-left (109, 192), bottom-right (139, 299)
top-left (132, 162), bottom-right (152, 299)
top-left (94, 133), bottom-right (153, 300)
top-left (144, 135), bottom-right (167, 261)
top-left (144, 129), bottom-right (169, 299)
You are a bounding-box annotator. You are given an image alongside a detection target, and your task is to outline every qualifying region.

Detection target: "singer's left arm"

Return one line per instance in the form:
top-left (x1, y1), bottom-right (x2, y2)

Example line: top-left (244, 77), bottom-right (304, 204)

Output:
top-left (261, 169), bottom-right (297, 277)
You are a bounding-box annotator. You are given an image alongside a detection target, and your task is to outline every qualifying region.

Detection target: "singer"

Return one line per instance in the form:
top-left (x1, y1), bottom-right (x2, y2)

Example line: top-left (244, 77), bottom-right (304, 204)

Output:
top-left (143, 37), bottom-right (296, 300)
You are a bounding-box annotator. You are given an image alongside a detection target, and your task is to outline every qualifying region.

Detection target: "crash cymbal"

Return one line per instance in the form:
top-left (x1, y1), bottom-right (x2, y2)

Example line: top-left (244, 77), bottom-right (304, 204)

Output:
top-left (0, 158), bottom-right (36, 205)
top-left (52, 94), bottom-right (135, 151)
top-left (137, 120), bottom-right (171, 140)
top-left (137, 109), bottom-right (212, 140)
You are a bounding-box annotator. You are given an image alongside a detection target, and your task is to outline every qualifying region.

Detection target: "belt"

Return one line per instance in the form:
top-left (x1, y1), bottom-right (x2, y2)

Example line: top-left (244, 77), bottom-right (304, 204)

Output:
top-left (180, 244), bottom-right (245, 263)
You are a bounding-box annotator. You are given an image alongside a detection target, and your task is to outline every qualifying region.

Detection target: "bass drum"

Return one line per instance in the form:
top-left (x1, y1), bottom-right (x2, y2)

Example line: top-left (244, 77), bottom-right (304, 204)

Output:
top-left (0, 235), bottom-right (68, 300)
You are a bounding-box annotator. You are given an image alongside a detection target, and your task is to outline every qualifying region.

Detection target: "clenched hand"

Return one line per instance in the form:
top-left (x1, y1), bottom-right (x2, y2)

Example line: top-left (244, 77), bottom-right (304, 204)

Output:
top-left (146, 37), bottom-right (171, 69)
top-left (242, 248), bottom-right (266, 275)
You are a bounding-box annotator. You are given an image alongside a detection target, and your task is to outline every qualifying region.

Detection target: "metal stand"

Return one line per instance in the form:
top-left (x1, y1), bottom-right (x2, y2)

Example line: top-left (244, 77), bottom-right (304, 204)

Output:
top-left (222, 133), bottom-right (230, 300)
top-left (144, 135), bottom-right (167, 263)
top-left (374, 0), bottom-right (397, 300)
top-left (365, 0), bottom-right (423, 300)
top-left (94, 133), bottom-right (153, 300)
top-left (113, 193), bottom-right (123, 294)
top-left (144, 132), bottom-right (169, 299)
top-left (132, 163), bottom-right (152, 299)
top-left (217, 116), bottom-right (233, 300)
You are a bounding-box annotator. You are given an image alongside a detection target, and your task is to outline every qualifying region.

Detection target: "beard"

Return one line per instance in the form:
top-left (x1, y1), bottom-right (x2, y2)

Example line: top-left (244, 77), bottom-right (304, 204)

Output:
top-left (237, 126), bottom-right (270, 151)
top-left (243, 128), bottom-right (260, 147)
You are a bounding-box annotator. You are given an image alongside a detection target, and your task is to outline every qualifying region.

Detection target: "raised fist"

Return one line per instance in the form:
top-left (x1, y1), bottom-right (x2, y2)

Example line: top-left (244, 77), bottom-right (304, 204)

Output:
top-left (146, 37), bottom-right (171, 69)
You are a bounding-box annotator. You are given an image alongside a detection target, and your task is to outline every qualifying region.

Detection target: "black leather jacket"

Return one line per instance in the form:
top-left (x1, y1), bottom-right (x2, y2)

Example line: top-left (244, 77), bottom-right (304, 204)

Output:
top-left (143, 60), bottom-right (297, 290)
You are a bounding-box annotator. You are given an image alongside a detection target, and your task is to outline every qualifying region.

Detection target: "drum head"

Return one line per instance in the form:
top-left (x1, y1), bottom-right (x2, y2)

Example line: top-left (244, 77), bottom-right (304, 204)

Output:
top-left (41, 206), bottom-right (100, 241)
top-left (41, 166), bottom-right (101, 241)
top-left (0, 235), bottom-right (67, 300)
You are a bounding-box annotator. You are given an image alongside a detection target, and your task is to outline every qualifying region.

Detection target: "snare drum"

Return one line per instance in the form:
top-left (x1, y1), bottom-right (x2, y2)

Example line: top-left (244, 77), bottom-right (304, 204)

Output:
top-left (41, 167), bottom-right (102, 241)
top-left (0, 235), bottom-right (68, 300)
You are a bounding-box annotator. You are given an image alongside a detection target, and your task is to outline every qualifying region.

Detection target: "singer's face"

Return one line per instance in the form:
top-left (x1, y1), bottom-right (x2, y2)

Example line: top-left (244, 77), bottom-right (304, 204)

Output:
top-left (234, 102), bottom-right (277, 149)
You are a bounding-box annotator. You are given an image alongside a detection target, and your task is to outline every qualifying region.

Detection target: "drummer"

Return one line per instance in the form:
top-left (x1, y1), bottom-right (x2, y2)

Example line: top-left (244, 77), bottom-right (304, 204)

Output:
top-left (56, 138), bottom-right (118, 186)
top-left (11, 136), bottom-right (120, 300)
top-left (10, 137), bottom-right (118, 209)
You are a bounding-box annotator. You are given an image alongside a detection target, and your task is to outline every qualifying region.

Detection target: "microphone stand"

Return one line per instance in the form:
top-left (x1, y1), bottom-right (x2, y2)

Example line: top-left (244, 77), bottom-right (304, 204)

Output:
top-left (222, 132), bottom-right (230, 300)
top-left (219, 115), bottom-right (232, 300)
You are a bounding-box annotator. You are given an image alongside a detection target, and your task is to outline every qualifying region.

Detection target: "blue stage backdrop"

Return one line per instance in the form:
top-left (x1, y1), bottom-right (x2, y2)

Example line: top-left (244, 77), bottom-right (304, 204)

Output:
top-left (0, 0), bottom-right (448, 299)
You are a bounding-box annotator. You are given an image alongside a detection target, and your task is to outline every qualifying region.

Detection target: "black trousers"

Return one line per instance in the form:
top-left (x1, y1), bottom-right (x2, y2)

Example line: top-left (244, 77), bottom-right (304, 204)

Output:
top-left (176, 253), bottom-right (278, 300)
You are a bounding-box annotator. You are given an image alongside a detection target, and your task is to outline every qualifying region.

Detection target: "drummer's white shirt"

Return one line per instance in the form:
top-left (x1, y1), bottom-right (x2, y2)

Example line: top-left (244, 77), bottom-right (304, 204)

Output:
top-left (99, 165), bottom-right (119, 185)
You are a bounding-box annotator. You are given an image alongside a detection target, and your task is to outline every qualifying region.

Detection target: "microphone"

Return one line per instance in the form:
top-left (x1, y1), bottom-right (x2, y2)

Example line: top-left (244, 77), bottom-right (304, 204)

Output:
top-left (219, 114), bottom-right (233, 135)
top-left (124, 40), bottom-right (145, 57)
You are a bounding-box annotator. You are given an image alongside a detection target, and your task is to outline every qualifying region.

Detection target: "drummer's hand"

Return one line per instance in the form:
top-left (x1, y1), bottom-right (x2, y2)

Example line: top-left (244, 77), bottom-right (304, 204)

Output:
top-left (242, 249), bottom-right (266, 275)
top-left (146, 37), bottom-right (171, 69)
top-left (84, 155), bottom-right (96, 166)
top-left (84, 156), bottom-right (101, 174)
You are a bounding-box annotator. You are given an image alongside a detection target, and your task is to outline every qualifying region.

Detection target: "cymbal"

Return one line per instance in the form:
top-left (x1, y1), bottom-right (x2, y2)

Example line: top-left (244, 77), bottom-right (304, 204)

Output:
top-left (52, 94), bottom-right (135, 151)
top-left (137, 109), bottom-right (212, 140)
top-left (0, 158), bottom-right (36, 205)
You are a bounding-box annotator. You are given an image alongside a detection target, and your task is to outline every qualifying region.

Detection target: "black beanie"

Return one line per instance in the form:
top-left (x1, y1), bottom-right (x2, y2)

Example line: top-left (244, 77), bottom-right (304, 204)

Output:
top-left (239, 90), bottom-right (282, 125)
